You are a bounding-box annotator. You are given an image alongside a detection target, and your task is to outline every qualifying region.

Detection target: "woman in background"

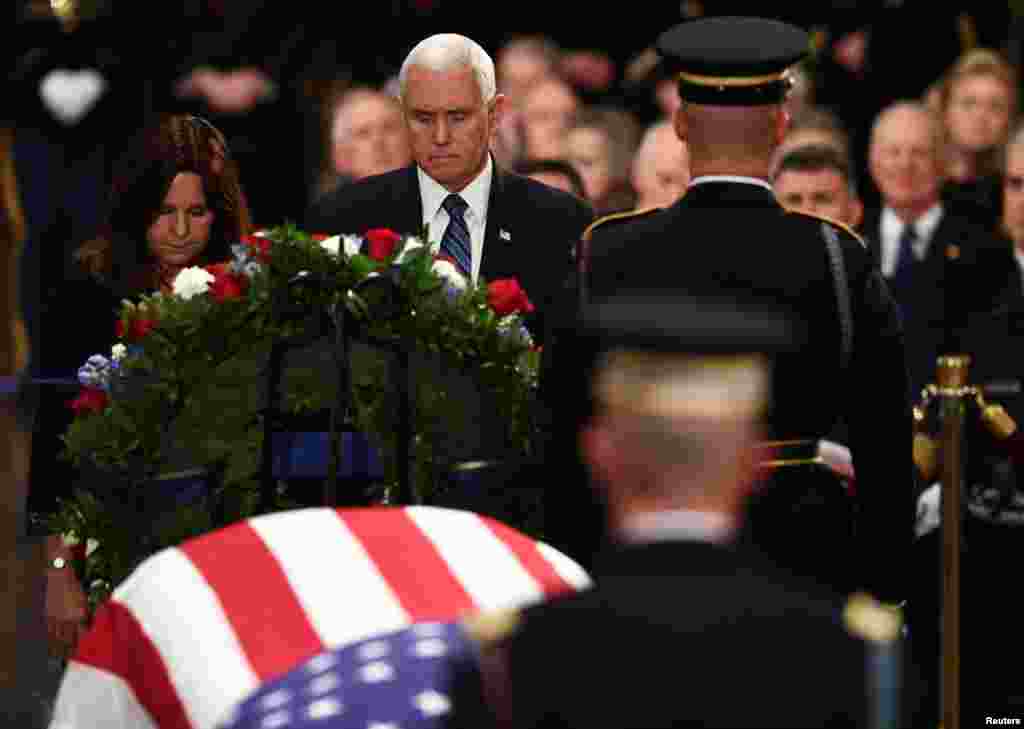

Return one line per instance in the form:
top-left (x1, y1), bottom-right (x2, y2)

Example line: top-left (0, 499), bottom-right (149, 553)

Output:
top-left (937, 48), bottom-right (1018, 229)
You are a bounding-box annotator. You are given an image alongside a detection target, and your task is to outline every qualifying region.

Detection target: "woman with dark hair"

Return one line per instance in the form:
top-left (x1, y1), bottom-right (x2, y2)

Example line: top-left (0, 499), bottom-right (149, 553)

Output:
top-left (75, 113), bottom-right (251, 296)
top-left (24, 115), bottom-right (251, 661)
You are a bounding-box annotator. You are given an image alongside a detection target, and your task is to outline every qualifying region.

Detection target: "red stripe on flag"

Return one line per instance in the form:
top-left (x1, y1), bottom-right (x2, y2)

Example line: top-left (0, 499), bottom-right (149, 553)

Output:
top-left (181, 522), bottom-right (324, 681)
top-left (336, 507), bottom-right (477, 620)
top-left (479, 516), bottom-right (574, 597)
top-left (75, 601), bottom-right (193, 729)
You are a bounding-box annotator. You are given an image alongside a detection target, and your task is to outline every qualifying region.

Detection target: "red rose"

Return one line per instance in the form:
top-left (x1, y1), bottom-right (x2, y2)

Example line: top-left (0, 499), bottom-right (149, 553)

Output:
top-left (115, 319), bottom-right (126, 338)
top-left (205, 262), bottom-right (230, 277)
top-left (243, 234), bottom-right (272, 263)
top-left (209, 270), bottom-right (247, 302)
top-left (364, 228), bottom-right (402, 261)
top-left (69, 387), bottom-right (108, 416)
top-left (131, 318), bottom-right (156, 339)
top-left (310, 233), bottom-right (329, 242)
top-left (487, 278), bottom-right (535, 317)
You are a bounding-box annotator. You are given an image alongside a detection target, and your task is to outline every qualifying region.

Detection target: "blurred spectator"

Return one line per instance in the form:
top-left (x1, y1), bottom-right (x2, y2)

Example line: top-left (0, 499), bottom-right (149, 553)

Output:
top-left (559, 49), bottom-right (617, 97)
top-left (775, 105), bottom-right (852, 166)
top-left (864, 100), bottom-right (1018, 393)
top-left (772, 144), bottom-right (863, 228)
top-left (311, 86), bottom-right (412, 205)
top-left (999, 122), bottom-right (1024, 292)
top-left (565, 106), bottom-right (641, 215)
top-left (519, 76), bottom-right (581, 160)
top-left (515, 158), bottom-right (586, 199)
top-left (495, 34), bottom-right (562, 105)
top-left (937, 48), bottom-right (1018, 228)
top-left (630, 119), bottom-right (689, 210)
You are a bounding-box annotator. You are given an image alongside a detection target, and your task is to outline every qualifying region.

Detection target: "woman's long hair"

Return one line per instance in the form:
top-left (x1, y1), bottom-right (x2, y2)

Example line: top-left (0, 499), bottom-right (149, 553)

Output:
top-left (77, 114), bottom-right (252, 294)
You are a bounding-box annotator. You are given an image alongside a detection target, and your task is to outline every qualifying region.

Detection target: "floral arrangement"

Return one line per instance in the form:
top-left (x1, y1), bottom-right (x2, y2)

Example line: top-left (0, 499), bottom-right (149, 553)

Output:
top-left (49, 224), bottom-right (541, 605)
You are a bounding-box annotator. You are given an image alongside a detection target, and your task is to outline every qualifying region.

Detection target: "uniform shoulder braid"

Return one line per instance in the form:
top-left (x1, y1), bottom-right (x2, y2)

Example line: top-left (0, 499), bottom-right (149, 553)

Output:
top-left (783, 207), bottom-right (866, 248)
top-left (582, 206), bottom-right (663, 242)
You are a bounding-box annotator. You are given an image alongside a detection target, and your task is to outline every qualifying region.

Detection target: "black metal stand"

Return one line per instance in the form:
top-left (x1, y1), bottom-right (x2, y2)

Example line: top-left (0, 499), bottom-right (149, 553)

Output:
top-left (259, 273), bottom-right (416, 512)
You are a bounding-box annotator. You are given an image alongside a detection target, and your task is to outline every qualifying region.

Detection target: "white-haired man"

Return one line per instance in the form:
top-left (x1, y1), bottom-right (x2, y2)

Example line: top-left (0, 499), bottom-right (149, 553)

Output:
top-left (863, 100), bottom-right (1018, 393)
top-left (306, 33), bottom-right (593, 339)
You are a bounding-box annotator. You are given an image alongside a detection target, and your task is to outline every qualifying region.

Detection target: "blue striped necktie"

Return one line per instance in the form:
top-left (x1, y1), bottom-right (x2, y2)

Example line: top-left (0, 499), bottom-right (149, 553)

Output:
top-left (441, 193), bottom-right (472, 277)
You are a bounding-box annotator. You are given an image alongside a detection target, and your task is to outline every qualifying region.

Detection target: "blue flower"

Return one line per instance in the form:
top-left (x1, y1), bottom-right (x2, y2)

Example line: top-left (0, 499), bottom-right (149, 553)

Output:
top-left (77, 354), bottom-right (113, 391)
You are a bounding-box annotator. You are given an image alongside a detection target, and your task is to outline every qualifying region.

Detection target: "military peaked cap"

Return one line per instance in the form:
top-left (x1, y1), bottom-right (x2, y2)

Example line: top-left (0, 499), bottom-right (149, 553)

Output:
top-left (656, 16), bottom-right (809, 105)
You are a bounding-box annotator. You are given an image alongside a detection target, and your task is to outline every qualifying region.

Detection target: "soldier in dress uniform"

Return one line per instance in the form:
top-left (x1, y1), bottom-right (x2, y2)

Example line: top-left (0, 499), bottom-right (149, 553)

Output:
top-left (582, 17), bottom-right (916, 606)
top-left (447, 291), bottom-right (923, 729)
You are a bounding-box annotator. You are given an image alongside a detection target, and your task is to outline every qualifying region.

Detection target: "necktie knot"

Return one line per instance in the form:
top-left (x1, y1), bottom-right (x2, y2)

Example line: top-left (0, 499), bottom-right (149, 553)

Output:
top-left (443, 193), bottom-right (469, 218)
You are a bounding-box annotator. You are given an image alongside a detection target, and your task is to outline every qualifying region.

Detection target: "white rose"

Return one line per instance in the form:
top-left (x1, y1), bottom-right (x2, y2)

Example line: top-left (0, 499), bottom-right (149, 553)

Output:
top-left (432, 259), bottom-right (468, 290)
top-left (396, 237), bottom-right (428, 263)
top-left (86, 538), bottom-right (100, 557)
top-left (319, 234), bottom-right (363, 258)
top-left (172, 266), bottom-right (215, 300)
top-left (342, 234), bottom-right (363, 257)
top-left (111, 343), bottom-right (127, 361)
top-left (319, 235), bottom-right (341, 256)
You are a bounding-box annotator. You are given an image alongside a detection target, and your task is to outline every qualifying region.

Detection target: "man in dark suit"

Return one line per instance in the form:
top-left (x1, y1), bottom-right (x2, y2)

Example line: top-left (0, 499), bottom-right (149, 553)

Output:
top-left (583, 17), bottom-right (915, 605)
top-left (446, 292), bottom-right (924, 729)
top-left (306, 32), bottom-right (593, 341)
top-left (862, 100), bottom-right (1020, 395)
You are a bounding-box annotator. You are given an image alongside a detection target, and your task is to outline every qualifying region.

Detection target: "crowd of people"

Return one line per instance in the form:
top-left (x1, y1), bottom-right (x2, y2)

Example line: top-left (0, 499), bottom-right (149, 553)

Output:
top-left (5, 3), bottom-right (1024, 728)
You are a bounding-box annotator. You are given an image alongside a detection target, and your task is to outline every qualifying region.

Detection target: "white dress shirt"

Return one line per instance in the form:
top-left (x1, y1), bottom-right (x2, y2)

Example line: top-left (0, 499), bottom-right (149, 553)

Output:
top-left (418, 156), bottom-right (493, 284)
top-left (1016, 247), bottom-right (1024, 289)
top-left (618, 508), bottom-right (736, 545)
top-left (688, 174), bottom-right (773, 193)
top-left (878, 203), bottom-right (944, 277)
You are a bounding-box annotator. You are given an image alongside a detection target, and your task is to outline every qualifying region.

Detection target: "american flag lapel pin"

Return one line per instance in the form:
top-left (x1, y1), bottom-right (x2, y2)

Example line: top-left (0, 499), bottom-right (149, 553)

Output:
top-left (499, 228), bottom-right (511, 242)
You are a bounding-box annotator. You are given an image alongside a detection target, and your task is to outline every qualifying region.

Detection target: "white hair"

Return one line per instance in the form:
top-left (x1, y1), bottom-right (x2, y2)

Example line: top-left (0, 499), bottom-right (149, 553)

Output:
top-left (869, 100), bottom-right (944, 152)
top-left (398, 34), bottom-right (497, 104)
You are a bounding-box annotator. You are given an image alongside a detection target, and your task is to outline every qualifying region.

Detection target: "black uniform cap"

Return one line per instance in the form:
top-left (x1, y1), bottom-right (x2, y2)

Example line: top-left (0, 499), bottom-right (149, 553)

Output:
top-left (656, 16), bottom-right (809, 106)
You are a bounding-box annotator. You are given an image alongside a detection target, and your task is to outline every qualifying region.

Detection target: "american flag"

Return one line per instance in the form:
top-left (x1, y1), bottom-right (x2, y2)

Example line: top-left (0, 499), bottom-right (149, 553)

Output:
top-left (48, 506), bottom-right (590, 729)
top-left (214, 621), bottom-right (476, 729)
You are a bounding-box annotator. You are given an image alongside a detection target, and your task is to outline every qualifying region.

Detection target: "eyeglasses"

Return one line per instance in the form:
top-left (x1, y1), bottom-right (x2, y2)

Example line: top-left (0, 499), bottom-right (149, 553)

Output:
top-left (1005, 175), bottom-right (1024, 190)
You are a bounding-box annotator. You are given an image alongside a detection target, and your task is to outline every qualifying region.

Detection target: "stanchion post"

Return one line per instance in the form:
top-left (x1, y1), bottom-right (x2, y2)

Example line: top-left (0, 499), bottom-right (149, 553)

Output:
top-left (935, 354), bottom-right (969, 729)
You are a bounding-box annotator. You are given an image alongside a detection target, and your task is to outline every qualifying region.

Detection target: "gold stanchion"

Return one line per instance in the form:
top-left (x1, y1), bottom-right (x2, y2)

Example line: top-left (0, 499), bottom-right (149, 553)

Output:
top-left (934, 355), bottom-right (970, 729)
top-left (914, 355), bottom-right (1021, 729)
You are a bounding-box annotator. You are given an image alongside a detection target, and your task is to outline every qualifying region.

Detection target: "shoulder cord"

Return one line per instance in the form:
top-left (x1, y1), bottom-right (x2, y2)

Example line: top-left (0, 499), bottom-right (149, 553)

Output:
top-left (821, 222), bottom-right (853, 375)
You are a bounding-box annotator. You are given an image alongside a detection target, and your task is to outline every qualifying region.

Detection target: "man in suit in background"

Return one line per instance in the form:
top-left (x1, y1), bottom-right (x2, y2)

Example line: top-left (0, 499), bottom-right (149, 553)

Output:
top-left (863, 100), bottom-right (1018, 395)
top-left (583, 16), bottom-right (915, 605)
top-left (306, 32), bottom-right (593, 340)
top-left (446, 291), bottom-right (923, 729)
top-left (772, 143), bottom-right (864, 228)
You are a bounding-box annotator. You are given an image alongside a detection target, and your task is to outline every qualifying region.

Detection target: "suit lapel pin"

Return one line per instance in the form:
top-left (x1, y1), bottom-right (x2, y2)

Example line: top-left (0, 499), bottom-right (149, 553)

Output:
top-left (499, 229), bottom-right (512, 242)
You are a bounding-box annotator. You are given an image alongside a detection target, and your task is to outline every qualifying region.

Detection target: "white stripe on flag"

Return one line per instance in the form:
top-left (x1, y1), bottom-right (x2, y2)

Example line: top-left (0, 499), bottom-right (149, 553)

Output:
top-left (536, 541), bottom-right (593, 591)
top-left (405, 506), bottom-right (545, 611)
top-left (114, 548), bottom-right (259, 729)
top-left (50, 662), bottom-right (159, 729)
top-left (248, 508), bottom-right (412, 650)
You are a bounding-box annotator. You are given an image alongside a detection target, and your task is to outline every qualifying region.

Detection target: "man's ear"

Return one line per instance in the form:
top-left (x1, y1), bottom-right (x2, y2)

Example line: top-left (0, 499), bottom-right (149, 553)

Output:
top-left (673, 105), bottom-right (688, 145)
top-left (490, 93), bottom-right (508, 128)
top-left (579, 418), bottom-right (616, 489)
top-left (849, 195), bottom-right (864, 229)
top-left (774, 106), bottom-right (791, 146)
